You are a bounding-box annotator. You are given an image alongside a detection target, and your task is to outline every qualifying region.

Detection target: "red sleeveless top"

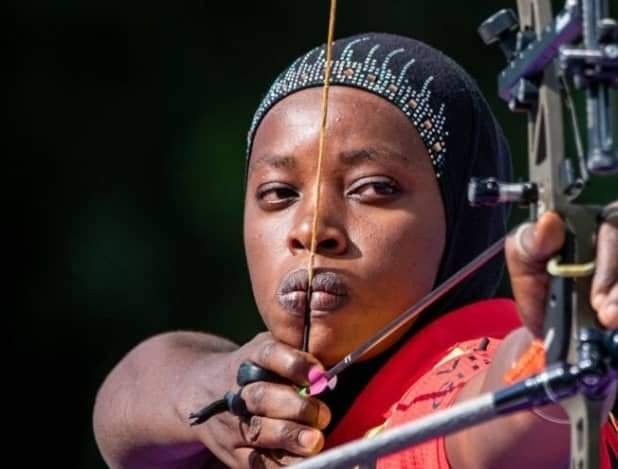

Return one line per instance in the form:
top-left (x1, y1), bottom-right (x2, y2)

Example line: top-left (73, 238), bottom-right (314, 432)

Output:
top-left (324, 299), bottom-right (617, 468)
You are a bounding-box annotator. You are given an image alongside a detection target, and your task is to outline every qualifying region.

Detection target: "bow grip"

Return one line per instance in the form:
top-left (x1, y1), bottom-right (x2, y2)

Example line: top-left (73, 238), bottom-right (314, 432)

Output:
top-left (543, 230), bottom-right (576, 364)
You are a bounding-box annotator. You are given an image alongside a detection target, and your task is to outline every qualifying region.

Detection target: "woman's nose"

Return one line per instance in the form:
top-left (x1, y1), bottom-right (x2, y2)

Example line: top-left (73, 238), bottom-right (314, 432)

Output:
top-left (287, 213), bottom-right (348, 256)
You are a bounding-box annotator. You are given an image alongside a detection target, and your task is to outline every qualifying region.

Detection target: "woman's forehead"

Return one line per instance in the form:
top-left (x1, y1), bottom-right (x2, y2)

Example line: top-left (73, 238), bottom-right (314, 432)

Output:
top-left (249, 86), bottom-right (429, 171)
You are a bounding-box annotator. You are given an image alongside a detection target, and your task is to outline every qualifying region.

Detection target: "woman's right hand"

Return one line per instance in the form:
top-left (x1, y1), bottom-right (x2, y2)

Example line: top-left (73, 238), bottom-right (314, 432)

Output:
top-left (176, 332), bottom-right (332, 468)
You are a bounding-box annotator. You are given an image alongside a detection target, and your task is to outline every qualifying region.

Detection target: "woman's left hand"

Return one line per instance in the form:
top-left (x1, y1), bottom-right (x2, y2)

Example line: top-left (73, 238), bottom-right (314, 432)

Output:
top-left (505, 201), bottom-right (617, 336)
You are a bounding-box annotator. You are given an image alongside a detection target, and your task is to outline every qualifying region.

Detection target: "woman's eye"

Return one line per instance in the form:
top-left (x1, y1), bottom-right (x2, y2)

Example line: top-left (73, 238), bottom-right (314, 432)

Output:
top-left (256, 184), bottom-right (298, 209)
top-left (347, 178), bottom-right (401, 202)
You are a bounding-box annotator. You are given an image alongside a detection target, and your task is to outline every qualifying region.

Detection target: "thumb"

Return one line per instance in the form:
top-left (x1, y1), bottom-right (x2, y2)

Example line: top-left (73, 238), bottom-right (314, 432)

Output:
top-left (516, 211), bottom-right (565, 264)
top-left (506, 211), bottom-right (565, 337)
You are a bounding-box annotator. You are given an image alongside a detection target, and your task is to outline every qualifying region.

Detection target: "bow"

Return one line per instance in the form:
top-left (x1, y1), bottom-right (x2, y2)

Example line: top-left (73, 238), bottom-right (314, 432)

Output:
top-left (293, 0), bottom-right (617, 467)
top-left (479, 0), bottom-right (618, 468)
top-left (473, 1), bottom-right (618, 466)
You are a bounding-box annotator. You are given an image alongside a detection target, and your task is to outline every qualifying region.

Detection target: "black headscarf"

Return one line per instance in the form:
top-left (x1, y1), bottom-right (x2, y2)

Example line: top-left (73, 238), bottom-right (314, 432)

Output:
top-left (247, 33), bottom-right (512, 316)
top-left (246, 32), bottom-right (513, 431)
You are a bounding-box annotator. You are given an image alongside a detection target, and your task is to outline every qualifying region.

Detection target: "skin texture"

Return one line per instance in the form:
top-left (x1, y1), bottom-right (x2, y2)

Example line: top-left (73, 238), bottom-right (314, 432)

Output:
top-left (245, 87), bottom-right (446, 366)
top-left (92, 85), bottom-right (617, 469)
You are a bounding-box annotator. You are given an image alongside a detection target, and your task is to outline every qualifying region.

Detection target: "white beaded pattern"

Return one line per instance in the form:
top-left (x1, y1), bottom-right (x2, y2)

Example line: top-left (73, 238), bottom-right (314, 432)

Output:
top-left (248, 37), bottom-right (449, 177)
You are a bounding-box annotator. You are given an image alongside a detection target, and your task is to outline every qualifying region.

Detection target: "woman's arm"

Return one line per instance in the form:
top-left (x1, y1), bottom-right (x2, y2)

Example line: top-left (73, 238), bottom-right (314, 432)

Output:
top-left (446, 327), bottom-right (575, 468)
top-left (93, 331), bottom-right (238, 469)
top-left (93, 330), bottom-right (331, 468)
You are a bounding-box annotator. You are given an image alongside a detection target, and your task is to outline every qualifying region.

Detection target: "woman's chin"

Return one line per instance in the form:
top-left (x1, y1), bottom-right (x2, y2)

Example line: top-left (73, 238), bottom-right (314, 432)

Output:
top-left (268, 327), bottom-right (351, 365)
top-left (307, 347), bottom-right (340, 367)
top-left (307, 333), bottom-right (360, 366)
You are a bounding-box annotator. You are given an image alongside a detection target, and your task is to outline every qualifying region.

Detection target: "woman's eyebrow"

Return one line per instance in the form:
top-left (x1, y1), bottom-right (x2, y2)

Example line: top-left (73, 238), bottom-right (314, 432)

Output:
top-left (250, 154), bottom-right (297, 171)
top-left (338, 147), bottom-right (412, 167)
top-left (250, 147), bottom-right (413, 171)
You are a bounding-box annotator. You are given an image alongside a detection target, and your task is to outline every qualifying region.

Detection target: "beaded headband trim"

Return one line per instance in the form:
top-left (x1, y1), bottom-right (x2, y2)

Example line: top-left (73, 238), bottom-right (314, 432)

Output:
top-left (247, 36), bottom-right (449, 178)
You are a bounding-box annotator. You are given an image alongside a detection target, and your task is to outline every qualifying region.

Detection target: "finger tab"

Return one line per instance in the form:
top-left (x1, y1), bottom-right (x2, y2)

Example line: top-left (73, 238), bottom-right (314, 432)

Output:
top-left (238, 361), bottom-right (280, 386)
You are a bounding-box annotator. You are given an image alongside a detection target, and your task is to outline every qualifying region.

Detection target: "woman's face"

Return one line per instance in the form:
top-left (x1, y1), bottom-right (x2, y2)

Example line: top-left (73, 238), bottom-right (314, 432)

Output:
top-left (244, 87), bottom-right (446, 365)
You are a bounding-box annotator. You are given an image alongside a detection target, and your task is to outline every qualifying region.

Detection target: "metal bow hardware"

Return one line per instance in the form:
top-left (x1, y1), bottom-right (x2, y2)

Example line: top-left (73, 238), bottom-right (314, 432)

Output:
top-left (293, 1), bottom-right (617, 467)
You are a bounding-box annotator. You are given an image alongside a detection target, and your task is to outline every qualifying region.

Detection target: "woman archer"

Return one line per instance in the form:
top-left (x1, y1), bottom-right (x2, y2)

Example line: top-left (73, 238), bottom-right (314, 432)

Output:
top-left (93, 33), bottom-right (617, 468)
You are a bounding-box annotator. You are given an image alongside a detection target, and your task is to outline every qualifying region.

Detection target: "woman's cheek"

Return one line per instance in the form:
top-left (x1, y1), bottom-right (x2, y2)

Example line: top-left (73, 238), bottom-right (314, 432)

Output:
top-left (359, 216), bottom-right (440, 302)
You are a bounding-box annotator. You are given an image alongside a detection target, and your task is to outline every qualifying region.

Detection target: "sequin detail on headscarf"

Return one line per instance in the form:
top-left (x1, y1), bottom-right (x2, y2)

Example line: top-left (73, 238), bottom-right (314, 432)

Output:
top-left (247, 36), bottom-right (449, 177)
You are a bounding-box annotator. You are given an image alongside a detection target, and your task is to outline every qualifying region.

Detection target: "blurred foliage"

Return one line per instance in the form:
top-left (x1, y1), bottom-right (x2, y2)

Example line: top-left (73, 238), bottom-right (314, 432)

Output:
top-left (12, 1), bottom-right (615, 467)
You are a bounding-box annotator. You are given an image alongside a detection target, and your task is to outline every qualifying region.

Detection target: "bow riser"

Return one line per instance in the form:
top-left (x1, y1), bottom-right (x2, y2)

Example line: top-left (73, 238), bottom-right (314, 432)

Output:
top-left (515, 1), bottom-right (612, 467)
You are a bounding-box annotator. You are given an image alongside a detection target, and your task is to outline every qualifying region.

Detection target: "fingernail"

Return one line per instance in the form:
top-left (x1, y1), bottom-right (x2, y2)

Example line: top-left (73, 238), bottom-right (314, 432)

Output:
top-left (317, 406), bottom-right (331, 428)
top-left (298, 430), bottom-right (320, 450)
top-left (600, 301), bottom-right (618, 328)
top-left (514, 223), bottom-right (535, 259)
top-left (249, 450), bottom-right (266, 469)
top-left (591, 293), bottom-right (605, 312)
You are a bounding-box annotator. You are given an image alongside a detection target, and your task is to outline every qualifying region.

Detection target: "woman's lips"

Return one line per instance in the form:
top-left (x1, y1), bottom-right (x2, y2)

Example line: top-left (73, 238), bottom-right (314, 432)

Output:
top-left (309, 290), bottom-right (348, 312)
top-left (278, 269), bottom-right (349, 317)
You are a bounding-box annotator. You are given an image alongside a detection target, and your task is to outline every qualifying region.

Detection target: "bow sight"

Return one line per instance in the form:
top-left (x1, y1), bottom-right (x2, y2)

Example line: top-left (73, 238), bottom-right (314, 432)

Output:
top-left (470, 0), bottom-right (617, 208)
top-left (478, 1), bottom-right (617, 172)
top-left (471, 0), bottom-right (617, 210)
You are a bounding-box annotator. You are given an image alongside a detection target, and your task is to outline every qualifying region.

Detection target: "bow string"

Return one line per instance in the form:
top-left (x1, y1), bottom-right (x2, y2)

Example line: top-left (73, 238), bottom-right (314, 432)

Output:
top-left (303, 0), bottom-right (338, 353)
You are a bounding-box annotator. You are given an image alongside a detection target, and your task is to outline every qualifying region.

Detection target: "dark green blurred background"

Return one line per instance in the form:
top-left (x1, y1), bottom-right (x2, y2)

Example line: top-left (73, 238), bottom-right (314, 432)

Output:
top-left (12, 1), bottom-right (615, 467)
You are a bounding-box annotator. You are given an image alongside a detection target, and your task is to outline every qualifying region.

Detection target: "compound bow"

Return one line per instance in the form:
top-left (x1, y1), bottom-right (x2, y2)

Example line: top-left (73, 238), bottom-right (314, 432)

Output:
top-left (293, 0), bottom-right (618, 467)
